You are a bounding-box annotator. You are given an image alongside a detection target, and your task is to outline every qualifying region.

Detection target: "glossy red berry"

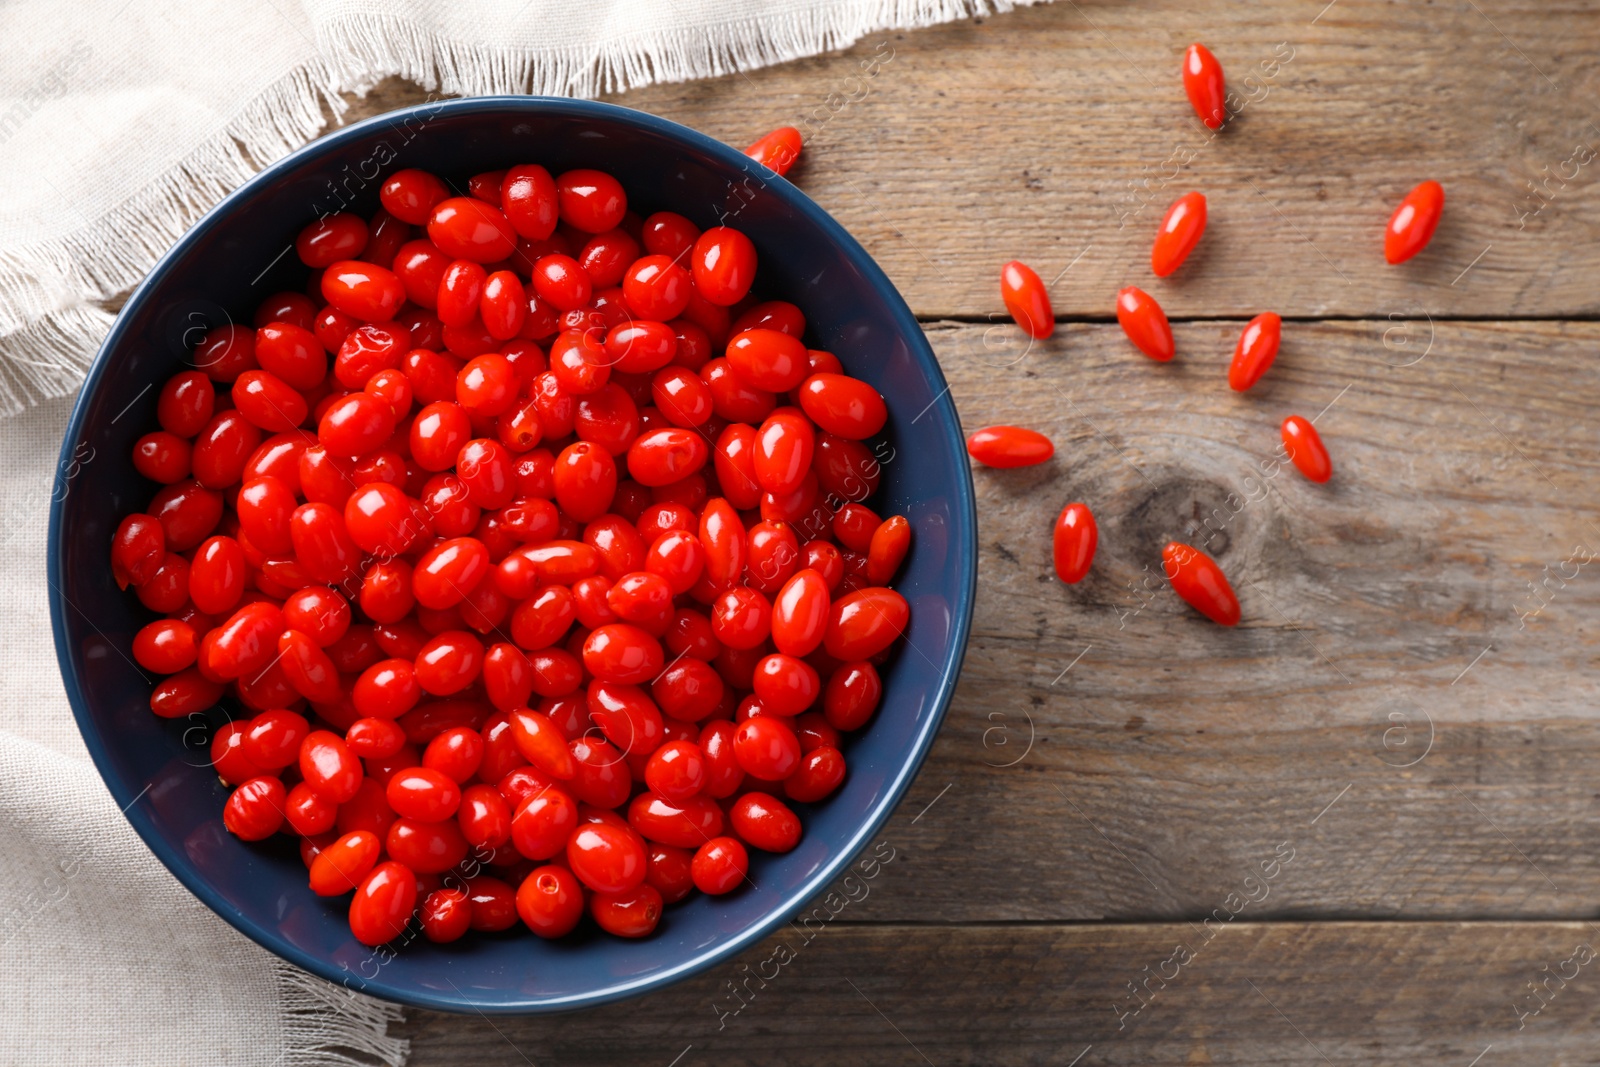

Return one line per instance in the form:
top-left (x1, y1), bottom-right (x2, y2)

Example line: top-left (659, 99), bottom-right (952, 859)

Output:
top-left (308, 830), bottom-right (380, 895)
top-left (157, 371), bottom-right (214, 436)
top-left (733, 716), bottom-right (801, 780)
top-left (319, 392), bottom-right (396, 458)
top-left (641, 211), bottom-right (700, 260)
top-left (745, 127), bottom-right (803, 176)
top-left (255, 322), bottom-right (327, 391)
top-left (420, 888), bottom-right (473, 943)
top-left (1163, 542), bottom-right (1240, 626)
top-left (965, 426), bottom-right (1053, 468)
top-left (728, 792), bottom-right (801, 853)
top-left (556, 169), bottom-right (627, 234)
top-left (582, 624), bottom-right (665, 685)
top-left (458, 783), bottom-right (511, 849)
top-left (321, 260), bottom-right (405, 322)
top-left (481, 271), bottom-right (527, 340)
top-left (589, 883), bottom-right (662, 938)
top-left (645, 844), bottom-right (695, 904)
top-left (824, 587), bottom-right (908, 660)
top-left (1116, 287), bottom-right (1175, 362)
top-left (784, 745), bottom-right (846, 803)
top-left (644, 741), bottom-right (706, 802)
top-left (193, 325), bottom-right (257, 383)
top-left (297, 213), bottom-right (368, 268)
top-left (727, 329), bottom-right (809, 393)
top-left (516, 864), bottom-right (585, 937)
top-left (112, 514), bottom-right (165, 588)
top-left (690, 836), bottom-right (749, 895)
top-left (131, 431), bottom-right (191, 484)
top-left (348, 861), bottom-right (417, 945)
top-left (531, 255), bottom-right (593, 313)
top-left (771, 568), bottom-right (830, 657)
top-left (436, 260), bottom-right (486, 327)
top-left (502, 164), bottom-right (559, 240)
top-left (386, 767), bottom-right (462, 822)
top-left (380, 169), bottom-right (449, 225)
top-left (622, 255), bottom-right (692, 321)
top-left (866, 515), bottom-right (910, 586)
top-left (428, 197), bottom-right (517, 263)
top-left (627, 791), bottom-right (724, 849)
top-left (1385, 180), bottom-right (1444, 265)
top-left (1052, 503), bottom-right (1097, 584)
top-left (797, 374), bottom-right (886, 440)
top-left (231, 371), bottom-right (307, 433)
top-left (691, 227), bottom-right (757, 306)
top-left (1229, 312), bottom-right (1282, 392)
top-left (300, 730), bottom-right (364, 803)
top-left (999, 261), bottom-right (1053, 339)
top-left (1152, 191), bottom-right (1207, 278)
top-left (1183, 43), bottom-right (1227, 130)
top-left (628, 428), bottom-right (709, 487)
top-left (553, 441), bottom-right (618, 522)
top-left (188, 535), bottom-right (245, 615)
top-left (132, 619), bottom-right (198, 674)
top-left (566, 821), bottom-right (648, 893)
top-left (1282, 415), bottom-right (1333, 483)
top-left (223, 776), bottom-right (285, 840)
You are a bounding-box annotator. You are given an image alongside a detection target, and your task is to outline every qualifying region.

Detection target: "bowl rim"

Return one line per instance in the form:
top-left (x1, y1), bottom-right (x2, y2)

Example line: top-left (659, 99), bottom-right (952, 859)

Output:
top-left (49, 94), bottom-right (977, 1014)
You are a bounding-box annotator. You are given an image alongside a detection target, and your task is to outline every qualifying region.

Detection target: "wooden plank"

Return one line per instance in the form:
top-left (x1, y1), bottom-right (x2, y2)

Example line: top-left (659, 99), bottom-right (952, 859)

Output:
top-left (400, 920), bottom-right (1600, 1065)
top-left (343, 1), bottom-right (1600, 320)
top-left (846, 317), bottom-right (1600, 922)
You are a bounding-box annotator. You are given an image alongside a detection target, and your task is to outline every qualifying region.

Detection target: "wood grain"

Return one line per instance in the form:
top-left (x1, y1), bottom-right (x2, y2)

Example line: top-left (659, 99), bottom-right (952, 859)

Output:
top-left (344, 1), bottom-right (1600, 320)
top-left (837, 318), bottom-right (1600, 922)
top-left (399, 921), bottom-right (1600, 1065)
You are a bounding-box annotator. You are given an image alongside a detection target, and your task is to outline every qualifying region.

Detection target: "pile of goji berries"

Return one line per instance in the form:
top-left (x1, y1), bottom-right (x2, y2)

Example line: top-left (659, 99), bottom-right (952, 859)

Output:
top-left (110, 129), bottom-right (918, 945)
top-left (971, 44), bottom-right (1445, 627)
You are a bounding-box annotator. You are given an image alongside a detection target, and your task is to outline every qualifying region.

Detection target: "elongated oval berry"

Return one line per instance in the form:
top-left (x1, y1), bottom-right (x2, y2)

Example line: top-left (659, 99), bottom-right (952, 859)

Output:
top-left (1052, 503), bottom-right (1097, 584)
top-left (999, 261), bottom-right (1053, 339)
top-left (1115, 287), bottom-right (1174, 362)
top-left (1183, 43), bottom-right (1227, 130)
top-left (797, 374), bottom-right (887, 440)
top-left (321, 260), bottom-right (405, 322)
top-left (1385, 180), bottom-right (1444, 265)
top-left (965, 426), bottom-right (1053, 469)
top-left (692, 227), bottom-right (757, 306)
top-left (1162, 542), bottom-right (1240, 626)
top-left (824, 587), bottom-right (908, 660)
top-left (501, 164), bottom-right (558, 240)
top-left (112, 514), bottom-right (165, 589)
top-left (428, 197), bottom-right (517, 262)
top-left (348, 861), bottom-right (417, 946)
top-left (866, 515), bottom-right (910, 586)
top-left (1228, 312), bottom-right (1282, 392)
top-left (1152, 191), bottom-right (1207, 278)
top-left (1281, 415), bottom-right (1332, 483)
top-left (745, 127), bottom-right (803, 176)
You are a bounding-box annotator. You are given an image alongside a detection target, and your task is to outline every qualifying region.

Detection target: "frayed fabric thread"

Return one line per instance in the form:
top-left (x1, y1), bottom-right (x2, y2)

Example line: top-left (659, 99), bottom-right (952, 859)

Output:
top-left (318, 0), bottom-right (1039, 99)
top-left (0, 58), bottom-right (351, 414)
top-left (0, 0), bottom-right (1046, 417)
top-left (0, 304), bottom-right (113, 416)
top-left (274, 963), bottom-right (409, 1067)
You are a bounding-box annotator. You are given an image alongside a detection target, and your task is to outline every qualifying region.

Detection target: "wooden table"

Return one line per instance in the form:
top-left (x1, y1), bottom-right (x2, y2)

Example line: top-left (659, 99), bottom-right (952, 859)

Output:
top-left (348, 2), bottom-right (1600, 1061)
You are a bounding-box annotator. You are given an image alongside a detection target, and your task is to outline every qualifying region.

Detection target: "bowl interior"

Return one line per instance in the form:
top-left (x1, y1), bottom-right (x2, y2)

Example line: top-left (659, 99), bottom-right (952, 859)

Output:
top-left (50, 98), bottom-right (974, 1012)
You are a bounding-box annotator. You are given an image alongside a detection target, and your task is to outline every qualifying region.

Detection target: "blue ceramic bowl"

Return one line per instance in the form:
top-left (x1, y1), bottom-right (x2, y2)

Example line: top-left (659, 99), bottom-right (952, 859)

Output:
top-left (49, 97), bottom-right (975, 1013)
